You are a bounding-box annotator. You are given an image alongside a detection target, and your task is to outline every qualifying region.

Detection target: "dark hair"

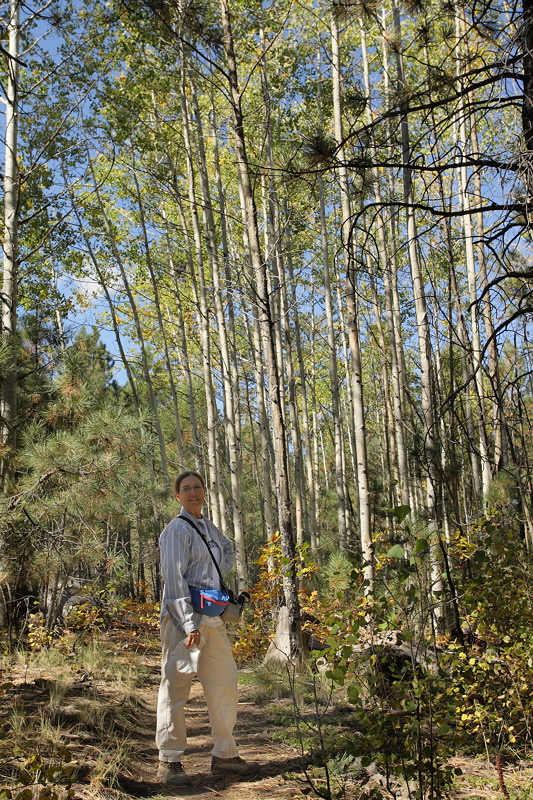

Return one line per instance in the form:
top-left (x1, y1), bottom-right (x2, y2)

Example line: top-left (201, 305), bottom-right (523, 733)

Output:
top-left (174, 470), bottom-right (206, 494)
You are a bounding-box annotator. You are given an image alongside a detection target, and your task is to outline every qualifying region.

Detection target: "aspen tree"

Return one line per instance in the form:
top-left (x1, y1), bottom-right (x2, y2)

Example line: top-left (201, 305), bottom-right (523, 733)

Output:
top-left (331, 7), bottom-right (373, 589)
top-left (316, 46), bottom-right (348, 550)
top-left (219, 0), bottom-right (305, 661)
top-left (178, 54), bottom-right (223, 526)
top-left (130, 156), bottom-right (185, 468)
top-left (389, 0), bottom-right (442, 619)
top-left (285, 224), bottom-right (318, 554)
top-left (360, 15), bottom-right (410, 508)
top-left (189, 76), bottom-right (247, 585)
top-left (87, 159), bottom-right (170, 492)
top-left (0, 0), bottom-right (20, 488)
top-left (454, 3), bottom-right (492, 499)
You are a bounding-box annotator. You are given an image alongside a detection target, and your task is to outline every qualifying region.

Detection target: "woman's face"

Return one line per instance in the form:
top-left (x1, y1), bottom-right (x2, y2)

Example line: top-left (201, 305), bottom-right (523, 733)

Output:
top-left (176, 475), bottom-right (205, 519)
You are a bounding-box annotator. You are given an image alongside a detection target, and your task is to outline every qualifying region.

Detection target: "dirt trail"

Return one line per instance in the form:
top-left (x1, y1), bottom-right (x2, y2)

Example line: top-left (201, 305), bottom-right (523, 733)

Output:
top-left (118, 654), bottom-right (306, 800)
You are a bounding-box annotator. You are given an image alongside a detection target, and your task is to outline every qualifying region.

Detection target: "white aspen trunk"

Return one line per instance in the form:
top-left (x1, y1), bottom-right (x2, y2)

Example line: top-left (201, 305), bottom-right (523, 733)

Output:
top-left (279, 246), bottom-right (305, 549)
top-left (88, 159), bottom-right (170, 492)
top-left (244, 282), bottom-right (277, 543)
top-left (167, 195), bottom-right (202, 469)
top-left (446, 209), bottom-right (483, 498)
top-left (369, 266), bottom-right (399, 502)
top-left (455, 6), bottom-right (492, 499)
top-left (331, 11), bottom-right (373, 588)
top-left (336, 280), bottom-right (357, 539)
top-left (312, 397), bottom-right (322, 548)
top-left (430, 295), bottom-right (452, 543)
top-left (228, 190), bottom-right (277, 546)
top-left (286, 228), bottom-right (318, 553)
top-left (151, 93), bottom-right (201, 468)
top-left (179, 60), bottom-right (222, 527)
top-left (130, 159), bottom-right (184, 469)
top-left (190, 79), bottom-right (247, 587)
top-left (258, 27), bottom-right (304, 549)
top-left (210, 88), bottom-right (246, 506)
top-left (381, 12), bottom-right (414, 513)
top-left (360, 18), bottom-right (409, 508)
top-left (470, 122), bottom-right (507, 470)
top-left (219, 0), bottom-right (305, 662)
top-left (390, 0), bottom-right (442, 618)
top-left (318, 166), bottom-right (347, 547)
top-left (69, 198), bottom-right (139, 407)
top-left (0, 0), bottom-right (20, 487)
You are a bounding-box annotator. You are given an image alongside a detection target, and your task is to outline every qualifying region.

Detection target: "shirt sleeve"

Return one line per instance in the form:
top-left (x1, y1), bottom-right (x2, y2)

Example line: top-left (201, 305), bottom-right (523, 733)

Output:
top-left (159, 518), bottom-right (201, 634)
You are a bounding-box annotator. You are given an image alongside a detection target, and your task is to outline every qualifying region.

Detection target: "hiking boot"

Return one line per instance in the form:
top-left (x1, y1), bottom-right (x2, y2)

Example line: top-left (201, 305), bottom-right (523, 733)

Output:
top-left (157, 761), bottom-right (191, 785)
top-left (211, 755), bottom-right (260, 775)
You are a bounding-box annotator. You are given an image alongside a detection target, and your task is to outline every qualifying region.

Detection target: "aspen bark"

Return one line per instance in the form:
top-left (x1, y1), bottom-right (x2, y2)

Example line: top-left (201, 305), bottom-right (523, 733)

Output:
top-left (285, 224), bottom-right (318, 553)
top-left (0, 0), bottom-right (20, 488)
top-left (190, 78), bottom-right (247, 586)
top-left (331, 10), bottom-right (373, 588)
top-left (130, 159), bottom-right (184, 468)
top-left (360, 18), bottom-right (409, 508)
top-left (219, 0), bottom-right (304, 661)
top-left (390, 0), bottom-right (442, 618)
top-left (165, 196), bottom-right (202, 469)
top-left (88, 158), bottom-right (170, 493)
top-left (179, 59), bottom-right (222, 527)
top-left (318, 168), bottom-right (347, 547)
top-left (455, 5), bottom-right (492, 499)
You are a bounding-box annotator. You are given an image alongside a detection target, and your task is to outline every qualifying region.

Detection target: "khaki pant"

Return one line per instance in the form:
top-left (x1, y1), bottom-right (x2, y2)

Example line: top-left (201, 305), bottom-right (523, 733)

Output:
top-left (156, 615), bottom-right (239, 761)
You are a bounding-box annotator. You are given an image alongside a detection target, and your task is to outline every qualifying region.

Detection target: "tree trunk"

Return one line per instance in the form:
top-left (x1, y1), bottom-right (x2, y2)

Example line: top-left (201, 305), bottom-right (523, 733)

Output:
top-left (130, 155), bottom-right (184, 468)
top-left (190, 77), bottom-right (247, 586)
top-left (331, 11), bottom-right (373, 588)
top-left (87, 157), bottom-right (170, 493)
top-left (0, 0), bottom-right (20, 489)
top-left (360, 17), bottom-right (409, 508)
top-left (178, 58), bottom-right (222, 526)
top-left (219, 0), bottom-right (305, 662)
top-left (390, 0), bottom-right (442, 620)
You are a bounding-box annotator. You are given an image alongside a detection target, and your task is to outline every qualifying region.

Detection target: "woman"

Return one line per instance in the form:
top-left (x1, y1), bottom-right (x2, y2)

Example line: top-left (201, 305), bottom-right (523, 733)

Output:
top-left (156, 470), bottom-right (259, 786)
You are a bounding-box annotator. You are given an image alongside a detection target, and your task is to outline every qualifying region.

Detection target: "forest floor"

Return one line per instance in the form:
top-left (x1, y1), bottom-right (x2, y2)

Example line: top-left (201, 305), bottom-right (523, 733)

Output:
top-left (2, 629), bottom-right (533, 800)
top-left (81, 646), bottom-right (309, 800)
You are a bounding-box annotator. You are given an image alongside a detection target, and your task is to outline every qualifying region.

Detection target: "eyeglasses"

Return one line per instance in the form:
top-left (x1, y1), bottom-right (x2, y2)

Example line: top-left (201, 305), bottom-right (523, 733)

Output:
top-left (180, 484), bottom-right (204, 494)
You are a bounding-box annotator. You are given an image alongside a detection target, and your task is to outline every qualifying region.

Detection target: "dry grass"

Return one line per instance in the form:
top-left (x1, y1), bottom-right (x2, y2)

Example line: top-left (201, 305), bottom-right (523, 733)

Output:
top-left (450, 755), bottom-right (533, 799)
top-left (2, 631), bottom-right (533, 800)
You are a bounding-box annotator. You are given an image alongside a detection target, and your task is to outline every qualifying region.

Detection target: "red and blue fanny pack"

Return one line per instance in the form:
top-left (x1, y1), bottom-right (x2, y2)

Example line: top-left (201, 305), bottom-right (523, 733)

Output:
top-left (188, 585), bottom-right (229, 616)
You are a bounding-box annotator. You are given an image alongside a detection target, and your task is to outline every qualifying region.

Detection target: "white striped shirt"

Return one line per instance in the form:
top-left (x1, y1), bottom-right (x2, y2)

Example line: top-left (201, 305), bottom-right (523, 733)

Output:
top-left (159, 509), bottom-right (235, 634)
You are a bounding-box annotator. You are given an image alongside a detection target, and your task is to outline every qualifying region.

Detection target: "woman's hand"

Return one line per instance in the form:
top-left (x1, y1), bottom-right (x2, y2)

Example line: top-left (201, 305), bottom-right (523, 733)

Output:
top-left (185, 630), bottom-right (201, 648)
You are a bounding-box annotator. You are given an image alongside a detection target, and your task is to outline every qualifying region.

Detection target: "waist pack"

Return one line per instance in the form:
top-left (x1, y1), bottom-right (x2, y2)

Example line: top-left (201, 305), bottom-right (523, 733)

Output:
top-left (189, 586), bottom-right (229, 616)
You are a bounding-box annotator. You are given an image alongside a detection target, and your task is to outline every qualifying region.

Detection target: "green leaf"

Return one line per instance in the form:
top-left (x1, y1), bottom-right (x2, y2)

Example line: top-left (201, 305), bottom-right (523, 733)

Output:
top-left (347, 684), bottom-right (360, 703)
top-left (14, 791), bottom-right (32, 800)
top-left (413, 537), bottom-right (428, 554)
top-left (386, 504), bottom-right (411, 523)
top-left (386, 544), bottom-right (406, 558)
top-left (327, 666), bottom-right (346, 685)
top-left (19, 770), bottom-right (33, 787)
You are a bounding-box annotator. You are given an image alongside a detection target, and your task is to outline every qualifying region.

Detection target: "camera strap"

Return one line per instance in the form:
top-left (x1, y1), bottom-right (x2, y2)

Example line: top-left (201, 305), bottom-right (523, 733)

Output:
top-left (179, 514), bottom-right (229, 595)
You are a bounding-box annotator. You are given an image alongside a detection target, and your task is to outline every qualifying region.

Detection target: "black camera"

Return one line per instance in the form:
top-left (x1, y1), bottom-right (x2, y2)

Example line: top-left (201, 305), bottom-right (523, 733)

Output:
top-left (236, 591), bottom-right (250, 608)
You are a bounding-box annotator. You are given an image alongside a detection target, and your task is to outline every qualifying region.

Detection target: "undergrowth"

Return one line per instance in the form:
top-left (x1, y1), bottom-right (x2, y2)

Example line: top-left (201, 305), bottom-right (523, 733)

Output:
top-left (0, 597), bottom-right (156, 799)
